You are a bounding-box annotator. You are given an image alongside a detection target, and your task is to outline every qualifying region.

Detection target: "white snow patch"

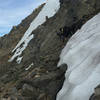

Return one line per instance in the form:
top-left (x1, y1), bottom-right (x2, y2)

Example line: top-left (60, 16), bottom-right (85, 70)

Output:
top-left (8, 0), bottom-right (60, 63)
top-left (25, 63), bottom-right (34, 71)
top-left (16, 56), bottom-right (23, 64)
top-left (57, 13), bottom-right (100, 100)
top-left (8, 34), bottom-right (33, 62)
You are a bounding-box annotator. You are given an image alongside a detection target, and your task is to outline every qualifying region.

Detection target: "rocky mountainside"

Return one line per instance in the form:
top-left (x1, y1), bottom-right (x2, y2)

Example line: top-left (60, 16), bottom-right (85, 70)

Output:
top-left (0, 0), bottom-right (100, 100)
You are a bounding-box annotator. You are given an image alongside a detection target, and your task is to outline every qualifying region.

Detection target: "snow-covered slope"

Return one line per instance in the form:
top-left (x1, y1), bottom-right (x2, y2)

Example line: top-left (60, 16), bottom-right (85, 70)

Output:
top-left (8, 0), bottom-right (60, 63)
top-left (57, 13), bottom-right (100, 100)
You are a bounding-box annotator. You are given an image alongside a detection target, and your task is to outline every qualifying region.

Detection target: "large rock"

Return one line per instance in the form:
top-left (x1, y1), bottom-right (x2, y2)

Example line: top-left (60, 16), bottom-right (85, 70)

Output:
top-left (90, 85), bottom-right (100, 100)
top-left (14, 65), bottom-right (67, 100)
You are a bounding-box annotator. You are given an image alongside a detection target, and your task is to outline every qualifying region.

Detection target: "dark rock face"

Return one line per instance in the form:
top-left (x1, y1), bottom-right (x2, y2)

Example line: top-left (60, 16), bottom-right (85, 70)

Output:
top-left (0, 0), bottom-right (100, 100)
top-left (89, 85), bottom-right (100, 100)
top-left (1, 66), bottom-right (67, 100)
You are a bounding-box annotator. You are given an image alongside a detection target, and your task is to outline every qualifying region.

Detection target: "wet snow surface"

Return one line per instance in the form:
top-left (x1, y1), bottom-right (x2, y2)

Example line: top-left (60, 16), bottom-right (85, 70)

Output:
top-left (57, 13), bottom-right (100, 100)
top-left (9, 0), bottom-right (60, 63)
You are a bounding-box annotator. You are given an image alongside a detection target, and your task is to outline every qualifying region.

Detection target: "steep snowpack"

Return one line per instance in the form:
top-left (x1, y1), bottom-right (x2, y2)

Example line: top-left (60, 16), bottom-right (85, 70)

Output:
top-left (8, 0), bottom-right (60, 63)
top-left (57, 13), bottom-right (100, 100)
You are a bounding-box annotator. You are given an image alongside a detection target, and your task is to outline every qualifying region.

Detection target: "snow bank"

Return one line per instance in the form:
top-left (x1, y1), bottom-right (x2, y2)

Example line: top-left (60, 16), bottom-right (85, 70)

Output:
top-left (9, 0), bottom-right (60, 63)
top-left (57, 13), bottom-right (100, 100)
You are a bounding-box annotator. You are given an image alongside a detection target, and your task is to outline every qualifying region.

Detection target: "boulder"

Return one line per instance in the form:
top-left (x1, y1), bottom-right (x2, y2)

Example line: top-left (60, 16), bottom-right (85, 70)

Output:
top-left (90, 85), bottom-right (100, 100)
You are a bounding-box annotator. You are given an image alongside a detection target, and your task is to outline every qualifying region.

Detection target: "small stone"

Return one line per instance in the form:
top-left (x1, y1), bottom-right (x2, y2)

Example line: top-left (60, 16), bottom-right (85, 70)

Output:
top-left (22, 83), bottom-right (37, 98)
top-left (58, 63), bottom-right (68, 71)
top-left (95, 85), bottom-right (100, 95)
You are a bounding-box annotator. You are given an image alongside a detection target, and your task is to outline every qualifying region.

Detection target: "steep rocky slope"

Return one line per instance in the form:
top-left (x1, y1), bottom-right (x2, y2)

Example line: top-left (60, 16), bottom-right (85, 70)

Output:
top-left (0, 0), bottom-right (100, 100)
top-left (0, 3), bottom-right (45, 75)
